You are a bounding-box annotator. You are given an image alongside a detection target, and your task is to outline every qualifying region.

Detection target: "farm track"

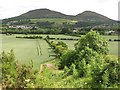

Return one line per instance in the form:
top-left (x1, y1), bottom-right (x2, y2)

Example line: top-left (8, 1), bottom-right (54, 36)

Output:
top-left (36, 40), bottom-right (42, 56)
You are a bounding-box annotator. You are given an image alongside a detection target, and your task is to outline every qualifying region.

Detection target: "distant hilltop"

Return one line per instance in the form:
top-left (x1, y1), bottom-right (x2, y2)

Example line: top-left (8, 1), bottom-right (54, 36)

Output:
top-left (3, 8), bottom-right (116, 24)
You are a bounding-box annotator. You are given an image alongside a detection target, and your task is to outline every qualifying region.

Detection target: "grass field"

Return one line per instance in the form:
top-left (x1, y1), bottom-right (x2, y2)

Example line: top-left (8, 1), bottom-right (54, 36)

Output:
top-left (59, 40), bottom-right (118, 56)
top-left (49, 35), bottom-right (119, 56)
top-left (0, 34), bottom-right (119, 69)
top-left (0, 34), bottom-right (55, 69)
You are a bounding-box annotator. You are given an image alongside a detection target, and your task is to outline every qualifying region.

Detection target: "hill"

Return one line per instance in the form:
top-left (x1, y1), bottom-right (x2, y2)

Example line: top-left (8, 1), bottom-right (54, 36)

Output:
top-left (3, 8), bottom-right (116, 24)
top-left (14, 9), bottom-right (71, 19)
top-left (75, 11), bottom-right (115, 23)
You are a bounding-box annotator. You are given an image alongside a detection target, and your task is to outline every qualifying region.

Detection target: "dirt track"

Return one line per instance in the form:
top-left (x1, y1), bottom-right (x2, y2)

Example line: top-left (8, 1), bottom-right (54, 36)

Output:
top-left (40, 63), bottom-right (57, 73)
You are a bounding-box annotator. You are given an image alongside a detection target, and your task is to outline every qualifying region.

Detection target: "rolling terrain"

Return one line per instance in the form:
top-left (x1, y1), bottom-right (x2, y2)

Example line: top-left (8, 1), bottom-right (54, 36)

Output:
top-left (3, 8), bottom-right (116, 24)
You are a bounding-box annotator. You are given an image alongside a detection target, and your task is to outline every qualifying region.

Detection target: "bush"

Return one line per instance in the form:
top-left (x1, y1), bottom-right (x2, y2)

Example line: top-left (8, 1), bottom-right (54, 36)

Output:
top-left (1, 50), bottom-right (39, 88)
top-left (2, 50), bottom-right (18, 88)
top-left (59, 50), bottom-right (78, 69)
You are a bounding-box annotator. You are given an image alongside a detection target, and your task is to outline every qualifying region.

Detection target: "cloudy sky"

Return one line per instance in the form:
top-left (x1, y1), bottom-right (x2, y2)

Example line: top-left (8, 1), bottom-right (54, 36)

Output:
top-left (0, 0), bottom-right (119, 20)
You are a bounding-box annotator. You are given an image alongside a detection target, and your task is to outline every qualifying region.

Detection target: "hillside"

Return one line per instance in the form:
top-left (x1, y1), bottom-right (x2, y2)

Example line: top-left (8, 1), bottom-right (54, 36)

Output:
top-left (75, 11), bottom-right (115, 23)
top-left (3, 8), bottom-right (116, 24)
top-left (14, 9), bottom-right (71, 19)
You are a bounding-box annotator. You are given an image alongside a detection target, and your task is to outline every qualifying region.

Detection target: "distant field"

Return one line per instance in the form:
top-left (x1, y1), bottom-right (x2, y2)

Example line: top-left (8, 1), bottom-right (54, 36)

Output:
top-left (30, 18), bottom-right (77, 24)
top-left (0, 34), bottom-right (119, 69)
top-left (49, 35), bottom-right (119, 56)
top-left (60, 40), bottom-right (118, 56)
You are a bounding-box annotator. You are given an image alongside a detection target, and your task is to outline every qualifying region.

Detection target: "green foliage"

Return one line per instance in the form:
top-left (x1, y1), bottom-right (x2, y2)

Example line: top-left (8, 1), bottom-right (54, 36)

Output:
top-left (60, 31), bottom-right (108, 69)
top-left (1, 50), bottom-right (39, 88)
top-left (2, 50), bottom-right (18, 88)
top-left (1, 31), bottom-right (119, 88)
top-left (45, 38), bottom-right (68, 58)
top-left (59, 50), bottom-right (78, 69)
top-left (68, 63), bottom-right (78, 77)
top-left (76, 47), bottom-right (98, 64)
top-left (57, 41), bottom-right (68, 48)
top-left (36, 21), bottom-right (54, 28)
top-left (104, 55), bottom-right (120, 87)
top-left (75, 30), bottom-right (109, 55)
top-left (76, 59), bottom-right (87, 77)
top-left (90, 55), bottom-right (120, 88)
top-left (58, 30), bottom-right (119, 88)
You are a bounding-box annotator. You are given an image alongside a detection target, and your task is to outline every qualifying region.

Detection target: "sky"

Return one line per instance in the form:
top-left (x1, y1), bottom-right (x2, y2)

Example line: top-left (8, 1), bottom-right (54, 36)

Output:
top-left (0, 0), bottom-right (119, 20)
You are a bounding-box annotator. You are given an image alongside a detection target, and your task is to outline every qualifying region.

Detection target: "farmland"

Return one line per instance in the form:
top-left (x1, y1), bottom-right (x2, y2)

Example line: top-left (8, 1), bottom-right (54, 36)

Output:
top-left (1, 8), bottom-right (119, 88)
top-left (0, 34), bottom-right (55, 68)
top-left (54, 39), bottom-right (118, 56)
top-left (0, 34), bottom-right (119, 68)
top-left (1, 32), bottom-right (119, 88)
top-left (47, 35), bottom-right (118, 56)
top-left (30, 18), bottom-right (77, 24)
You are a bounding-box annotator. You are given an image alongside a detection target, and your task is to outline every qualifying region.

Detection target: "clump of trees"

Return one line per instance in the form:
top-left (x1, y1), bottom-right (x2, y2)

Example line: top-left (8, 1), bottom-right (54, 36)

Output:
top-left (59, 30), bottom-right (120, 88)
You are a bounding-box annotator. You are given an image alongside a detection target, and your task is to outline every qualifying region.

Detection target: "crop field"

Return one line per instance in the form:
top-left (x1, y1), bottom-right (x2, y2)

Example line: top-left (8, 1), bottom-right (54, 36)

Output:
top-left (0, 34), bottom-right (55, 69)
top-left (22, 34), bottom-right (118, 56)
top-left (0, 34), bottom-right (119, 69)
top-left (49, 35), bottom-right (119, 56)
top-left (60, 40), bottom-right (118, 56)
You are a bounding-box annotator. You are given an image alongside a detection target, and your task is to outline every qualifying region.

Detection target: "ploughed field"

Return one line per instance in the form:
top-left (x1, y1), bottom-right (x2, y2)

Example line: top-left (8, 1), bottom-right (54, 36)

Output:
top-left (0, 34), bottom-right (118, 68)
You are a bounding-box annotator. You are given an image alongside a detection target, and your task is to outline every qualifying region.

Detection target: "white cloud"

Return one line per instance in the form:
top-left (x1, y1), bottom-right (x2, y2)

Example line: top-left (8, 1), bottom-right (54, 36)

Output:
top-left (0, 0), bottom-right (119, 20)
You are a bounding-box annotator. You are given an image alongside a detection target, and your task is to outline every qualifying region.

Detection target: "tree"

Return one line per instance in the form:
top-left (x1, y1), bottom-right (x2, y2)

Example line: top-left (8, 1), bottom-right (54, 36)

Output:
top-left (57, 41), bottom-right (68, 49)
top-left (75, 30), bottom-right (109, 55)
top-left (60, 30), bottom-right (109, 69)
top-left (60, 27), bottom-right (71, 34)
top-left (54, 41), bottom-right (68, 58)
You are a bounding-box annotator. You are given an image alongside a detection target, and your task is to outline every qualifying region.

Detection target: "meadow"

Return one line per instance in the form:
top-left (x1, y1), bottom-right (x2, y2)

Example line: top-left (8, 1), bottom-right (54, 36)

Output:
top-left (0, 34), bottom-right (119, 68)
top-left (48, 35), bottom-right (119, 56)
top-left (59, 40), bottom-right (118, 56)
top-left (0, 34), bottom-right (55, 69)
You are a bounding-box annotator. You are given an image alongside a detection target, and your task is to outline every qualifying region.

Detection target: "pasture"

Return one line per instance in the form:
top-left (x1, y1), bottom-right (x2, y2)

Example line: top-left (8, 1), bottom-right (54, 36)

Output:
top-left (59, 40), bottom-right (118, 56)
top-left (0, 34), bottom-right (55, 69)
top-left (49, 35), bottom-right (119, 56)
top-left (0, 34), bottom-right (119, 68)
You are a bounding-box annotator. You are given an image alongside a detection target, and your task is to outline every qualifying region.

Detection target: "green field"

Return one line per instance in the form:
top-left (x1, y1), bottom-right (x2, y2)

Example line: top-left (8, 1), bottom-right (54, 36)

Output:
top-left (59, 40), bottom-right (118, 56)
top-left (0, 34), bottom-right (55, 69)
top-left (48, 35), bottom-right (119, 56)
top-left (0, 34), bottom-right (119, 69)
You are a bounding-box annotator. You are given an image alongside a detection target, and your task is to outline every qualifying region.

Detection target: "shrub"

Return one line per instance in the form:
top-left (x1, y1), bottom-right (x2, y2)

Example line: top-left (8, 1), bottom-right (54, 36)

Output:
top-left (1, 50), bottom-right (39, 88)
top-left (59, 50), bottom-right (78, 69)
